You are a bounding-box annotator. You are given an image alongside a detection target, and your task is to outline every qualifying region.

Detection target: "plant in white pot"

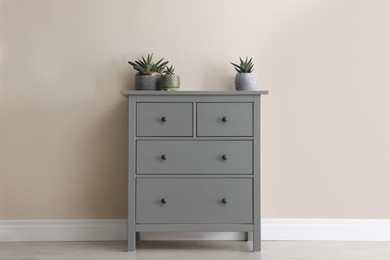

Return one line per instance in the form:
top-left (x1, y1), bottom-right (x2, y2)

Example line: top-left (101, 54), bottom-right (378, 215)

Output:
top-left (231, 57), bottom-right (257, 91)
top-left (161, 65), bottom-right (180, 91)
top-left (128, 54), bottom-right (168, 90)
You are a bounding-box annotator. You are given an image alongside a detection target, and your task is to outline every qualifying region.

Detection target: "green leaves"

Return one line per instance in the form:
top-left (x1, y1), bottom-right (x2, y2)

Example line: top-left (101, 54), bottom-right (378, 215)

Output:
top-left (163, 65), bottom-right (175, 75)
top-left (153, 58), bottom-right (169, 73)
top-left (129, 54), bottom-right (255, 74)
top-left (230, 57), bottom-right (254, 73)
top-left (128, 53), bottom-right (168, 74)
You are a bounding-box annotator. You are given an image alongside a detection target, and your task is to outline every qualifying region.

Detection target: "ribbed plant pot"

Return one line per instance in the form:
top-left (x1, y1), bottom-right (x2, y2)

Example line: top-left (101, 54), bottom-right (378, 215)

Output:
top-left (235, 73), bottom-right (257, 91)
top-left (135, 73), bottom-right (162, 90)
top-left (160, 75), bottom-right (180, 91)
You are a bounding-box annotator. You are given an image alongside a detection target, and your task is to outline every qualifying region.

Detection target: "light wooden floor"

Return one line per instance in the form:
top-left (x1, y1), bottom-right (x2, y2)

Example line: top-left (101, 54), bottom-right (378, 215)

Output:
top-left (1, 241), bottom-right (390, 260)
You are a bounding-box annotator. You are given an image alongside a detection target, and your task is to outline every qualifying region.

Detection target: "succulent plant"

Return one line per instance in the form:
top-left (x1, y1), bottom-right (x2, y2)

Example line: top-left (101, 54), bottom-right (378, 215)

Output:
top-left (163, 65), bottom-right (176, 75)
top-left (230, 57), bottom-right (254, 73)
top-left (128, 53), bottom-right (168, 74)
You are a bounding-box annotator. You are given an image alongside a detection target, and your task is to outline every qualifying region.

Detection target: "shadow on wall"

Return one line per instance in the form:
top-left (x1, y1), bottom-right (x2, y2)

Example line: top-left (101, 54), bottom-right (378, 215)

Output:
top-left (0, 0), bottom-right (132, 219)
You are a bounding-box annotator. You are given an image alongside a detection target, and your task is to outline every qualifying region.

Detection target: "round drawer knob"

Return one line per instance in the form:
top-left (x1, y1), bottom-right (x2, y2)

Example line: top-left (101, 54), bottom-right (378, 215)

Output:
top-left (221, 154), bottom-right (228, 161)
top-left (161, 116), bottom-right (167, 123)
top-left (221, 198), bottom-right (228, 204)
top-left (161, 198), bottom-right (167, 204)
top-left (161, 154), bottom-right (167, 160)
top-left (222, 116), bottom-right (228, 123)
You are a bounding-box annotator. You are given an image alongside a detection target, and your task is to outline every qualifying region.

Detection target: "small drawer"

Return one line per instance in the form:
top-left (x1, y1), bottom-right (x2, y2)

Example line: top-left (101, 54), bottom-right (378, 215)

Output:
top-left (136, 178), bottom-right (253, 224)
top-left (197, 103), bottom-right (253, 136)
top-left (137, 103), bottom-right (193, 137)
top-left (137, 140), bottom-right (252, 174)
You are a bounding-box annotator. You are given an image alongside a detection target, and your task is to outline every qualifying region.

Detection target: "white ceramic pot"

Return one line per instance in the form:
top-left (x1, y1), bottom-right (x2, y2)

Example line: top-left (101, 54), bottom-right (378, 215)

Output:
top-left (235, 73), bottom-right (257, 91)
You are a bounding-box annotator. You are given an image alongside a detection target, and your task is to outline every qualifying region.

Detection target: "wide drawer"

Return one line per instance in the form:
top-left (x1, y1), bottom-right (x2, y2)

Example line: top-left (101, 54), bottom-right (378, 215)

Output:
top-left (136, 178), bottom-right (253, 224)
top-left (137, 102), bottom-right (193, 137)
top-left (197, 103), bottom-right (253, 136)
top-left (137, 141), bottom-right (253, 174)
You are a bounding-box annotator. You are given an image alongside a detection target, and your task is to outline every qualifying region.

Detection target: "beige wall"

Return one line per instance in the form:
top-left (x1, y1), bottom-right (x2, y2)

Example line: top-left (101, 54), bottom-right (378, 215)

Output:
top-left (1, 0), bottom-right (389, 220)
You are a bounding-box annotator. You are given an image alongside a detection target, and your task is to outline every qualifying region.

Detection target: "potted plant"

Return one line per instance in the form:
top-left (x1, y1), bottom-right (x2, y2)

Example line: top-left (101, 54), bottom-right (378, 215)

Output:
top-left (160, 65), bottom-right (180, 91)
top-left (128, 54), bottom-right (168, 90)
top-left (230, 57), bottom-right (257, 91)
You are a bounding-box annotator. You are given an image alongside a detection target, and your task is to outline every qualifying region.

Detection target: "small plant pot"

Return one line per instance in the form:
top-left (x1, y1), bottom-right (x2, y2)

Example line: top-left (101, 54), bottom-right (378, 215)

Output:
top-left (235, 73), bottom-right (257, 91)
top-left (135, 73), bottom-right (162, 90)
top-left (161, 75), bottom-right (180, 91)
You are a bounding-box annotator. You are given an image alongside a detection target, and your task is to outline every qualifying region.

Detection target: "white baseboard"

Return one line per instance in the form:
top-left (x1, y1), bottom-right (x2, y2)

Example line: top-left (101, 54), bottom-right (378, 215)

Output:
top-left (0, 219), bottom-right (128, 242)
top-left (1, 218), bottom-right (390, 242)
top-left (262, 218), bottom-right (390, 241)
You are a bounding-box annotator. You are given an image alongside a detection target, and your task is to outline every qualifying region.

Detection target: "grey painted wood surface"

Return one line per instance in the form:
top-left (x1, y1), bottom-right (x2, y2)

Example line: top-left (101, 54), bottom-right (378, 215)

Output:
top-left (136, 141), bottom-right (253, 174)
top-left (197, 103), bottom-right (253, 136)
top-left (136, 178), bottom-right (253, 224)
top-left (121, 90), bottom-right (268, 96)
top-left (137, 103), bottom-right (193, 137)
top-left (122, 91), bottom-right (267, 252)
top-left (126, 96), bottom-right (136, 252)
top-left (135, 224), bottom-right (254, 232)
top-left (253, 95), bottom-right (261, 251)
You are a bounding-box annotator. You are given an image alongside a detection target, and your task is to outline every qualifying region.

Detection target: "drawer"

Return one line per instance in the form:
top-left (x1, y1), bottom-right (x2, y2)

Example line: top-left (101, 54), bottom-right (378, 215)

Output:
top-left (197, 103), bottom-right (253, 136)
top-left (136, 178), bottom-right (253, 224)
top-left (137, 103), bottom-right (193, 137)
top-left (137, 141), bottom-right (252, 174)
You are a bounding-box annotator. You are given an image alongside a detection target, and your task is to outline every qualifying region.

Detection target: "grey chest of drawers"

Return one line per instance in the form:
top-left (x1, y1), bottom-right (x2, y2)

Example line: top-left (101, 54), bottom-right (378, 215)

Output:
top-left (121, 91), bottom-right (268, 252)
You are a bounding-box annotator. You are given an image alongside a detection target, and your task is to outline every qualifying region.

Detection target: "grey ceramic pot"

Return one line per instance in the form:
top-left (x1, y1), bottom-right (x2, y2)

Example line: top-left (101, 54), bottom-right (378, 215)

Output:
top-left (235, 73), bottom-right (257, 91)
top-left (135, 73), bottom-right (162, 90)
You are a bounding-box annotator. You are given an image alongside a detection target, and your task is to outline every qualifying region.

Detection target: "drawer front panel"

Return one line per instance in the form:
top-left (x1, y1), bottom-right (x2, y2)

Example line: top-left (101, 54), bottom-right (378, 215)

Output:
top-left (137, 141), bottom-right (253, 174)
top-left (137, 103), bottom-right (193, 137)
top-left (197, 103), bottom-right (253, 136)
top-left (136, 178), bottom-right (253, 224)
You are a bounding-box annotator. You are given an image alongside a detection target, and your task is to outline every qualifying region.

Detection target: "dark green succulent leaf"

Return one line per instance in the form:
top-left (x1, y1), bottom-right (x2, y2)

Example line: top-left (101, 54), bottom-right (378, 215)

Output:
top-left (135, 66), bottom-right (145, 72)
top-left (146, 54), bottom-right (152, 64)
top-left (141, 56), bottom-right (147, 65)
top-left (128, 53), bottom-right (170, 73)
top-left (154, 57), bottom-right (165, 66)
top-left (134, 60), bottom-right (144, 67)
top-left (231, 56), bottom-right (255, 73)
top-left (164, 65), bottom-right (176, 75)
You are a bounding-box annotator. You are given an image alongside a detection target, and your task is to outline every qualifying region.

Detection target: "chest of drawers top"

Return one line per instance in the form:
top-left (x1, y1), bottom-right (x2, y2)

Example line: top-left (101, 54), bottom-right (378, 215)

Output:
top-left (121, 90), bottom-right (268, 96)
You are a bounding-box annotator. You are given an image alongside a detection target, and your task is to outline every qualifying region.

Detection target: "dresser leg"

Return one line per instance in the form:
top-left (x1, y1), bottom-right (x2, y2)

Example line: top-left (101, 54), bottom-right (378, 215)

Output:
top-left (253, 230), bottom-right (261, 252)
top-left (246, 232), bottom-right (253, 241)
top-left (128, 232), bottom-right (136, 252)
